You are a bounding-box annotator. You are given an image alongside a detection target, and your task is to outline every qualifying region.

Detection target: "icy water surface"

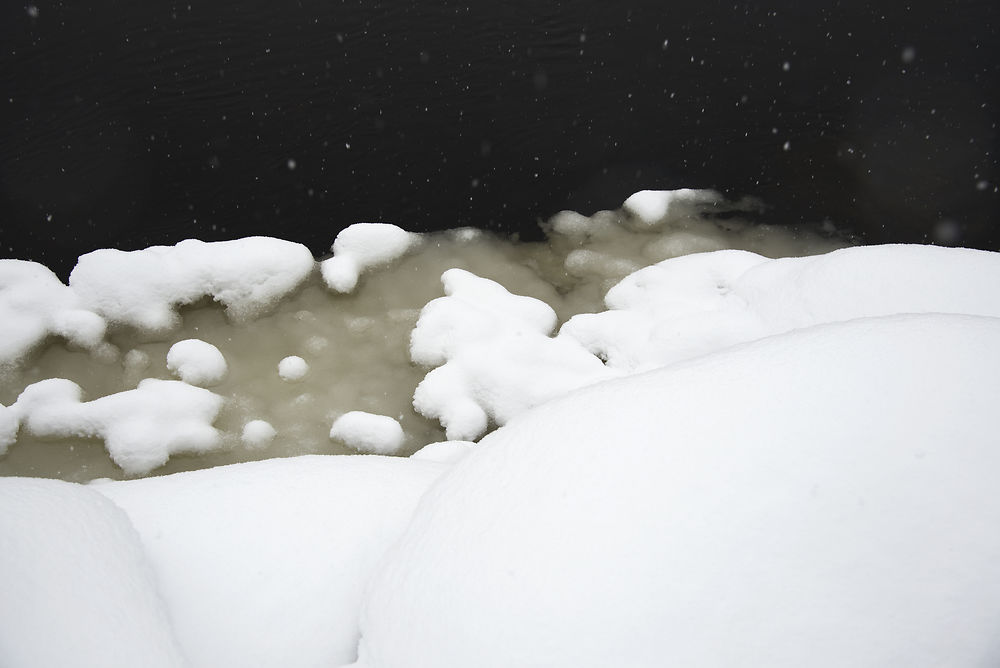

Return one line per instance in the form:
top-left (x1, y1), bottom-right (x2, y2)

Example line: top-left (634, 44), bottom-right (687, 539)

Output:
top-left (0, 198), bottom-right (849, 481)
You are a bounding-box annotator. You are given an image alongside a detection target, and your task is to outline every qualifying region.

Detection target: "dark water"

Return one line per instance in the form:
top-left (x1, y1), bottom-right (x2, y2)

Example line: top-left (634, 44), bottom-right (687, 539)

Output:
top-left (2, 0), bottom-right (998, 278)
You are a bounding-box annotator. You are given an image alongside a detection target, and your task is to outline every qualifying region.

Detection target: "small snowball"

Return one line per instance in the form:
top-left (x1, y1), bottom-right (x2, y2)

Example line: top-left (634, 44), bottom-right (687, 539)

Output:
top-left (622, 188), bottom-right (721, 226)
top-left (278, 356), bottom-right (309, 381)
top-left (329, 411), bottom-right (405, 455)
top-left (241, 420), bottom-right (277, 449)
top-left (167, 339), bottom-right (228, 387)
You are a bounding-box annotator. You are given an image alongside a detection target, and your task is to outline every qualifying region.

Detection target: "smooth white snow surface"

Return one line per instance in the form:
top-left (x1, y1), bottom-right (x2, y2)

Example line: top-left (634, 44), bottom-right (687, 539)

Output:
top-left (11, 378), bottom-right (223, 475)
top-left (278, 354), bottom-right (310, 381)
top-left (94, 455), bottom-right (449, 668)
top-left (354, 314), bottom-right (1000, 668)
top-left (321, 223), bottom-right (421, 293)
top-left (166, 338), bottom-right (228, 387)
top-left (69, 237), bottom-right (314, 332)
top-left (0, 477), bottom-right (185, 668)
top-left (330, 411), bottom-right (406, 454)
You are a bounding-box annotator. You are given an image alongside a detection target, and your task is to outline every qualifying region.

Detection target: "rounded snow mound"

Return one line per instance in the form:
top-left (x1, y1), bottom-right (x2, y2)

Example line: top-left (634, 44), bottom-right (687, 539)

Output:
top-left (353, 314), bottom-right (1000, 668)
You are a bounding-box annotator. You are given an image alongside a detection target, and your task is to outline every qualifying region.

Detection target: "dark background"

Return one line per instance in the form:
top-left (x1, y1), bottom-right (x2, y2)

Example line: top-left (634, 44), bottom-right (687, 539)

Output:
top-left (1, 0), bottom-right (997, 279)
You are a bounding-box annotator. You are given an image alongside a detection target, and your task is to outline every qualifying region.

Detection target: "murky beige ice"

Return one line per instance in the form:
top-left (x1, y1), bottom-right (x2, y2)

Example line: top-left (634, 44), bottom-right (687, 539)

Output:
top-left (0, 198), bottom-right (851, 481)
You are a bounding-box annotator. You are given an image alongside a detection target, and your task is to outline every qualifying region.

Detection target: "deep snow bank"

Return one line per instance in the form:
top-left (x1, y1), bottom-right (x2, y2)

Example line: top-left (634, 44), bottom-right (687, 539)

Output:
top-left (353, 314), bottom-right (1000, 668)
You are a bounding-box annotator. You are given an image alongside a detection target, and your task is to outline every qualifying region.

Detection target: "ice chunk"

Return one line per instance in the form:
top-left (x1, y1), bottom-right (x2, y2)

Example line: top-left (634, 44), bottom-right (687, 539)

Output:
top-left (0, 477), bottom-right (184, 667)
top-left (0, 259), bottom-right (106, 366)
top-left (355, 314), bottom-right (1000, 668)
top-left (95, 455), bottom-right (449, 668)
top-left (12, 378), bottom-right (223, 475)
top-left (166, 338), bottom-right (227, 387)
top-left (321, 223), bottom-right (421, 293)
top-left (69, 237), bottom-right (315, 332)
top-left (278, 355), bottom-right (309, 381)
top-left (330, 411), bottom-right (405, 455)
top-left (241, 419), bottom-right (277, 448)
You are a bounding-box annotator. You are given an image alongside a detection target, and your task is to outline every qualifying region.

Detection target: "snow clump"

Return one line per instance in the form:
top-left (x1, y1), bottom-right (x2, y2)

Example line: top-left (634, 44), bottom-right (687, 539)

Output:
top-left (321, 223), bottom-right (421, 293)
top-left (330, 411), bottom-right (405, 455)
top-left (241, 420), bottom-right (277, 448)
top-left (166, 338), bottom-right (228, 387)
top-left (278, 355), bottom-right (309, 381)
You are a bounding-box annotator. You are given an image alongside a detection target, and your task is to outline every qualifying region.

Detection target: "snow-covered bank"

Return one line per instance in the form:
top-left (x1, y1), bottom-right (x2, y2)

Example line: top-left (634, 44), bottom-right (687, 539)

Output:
top-left (354, 313), bottom-right (1000, 668)
top-left (1, 191), bottom-right (998, 666)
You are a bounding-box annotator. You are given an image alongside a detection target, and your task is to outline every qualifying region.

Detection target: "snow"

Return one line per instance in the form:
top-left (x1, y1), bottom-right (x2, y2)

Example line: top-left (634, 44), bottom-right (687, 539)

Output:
top-left (561, 244), bottom-right (1000, 373)
top-left (352, 314), bottom-right (1000, 668)
top-left (0, 259), bottom-right (106, 366)
top-left (166, 338), bottom-right (228, 387)
top-left (278, 355), bottom-right (309, 381)
top-left (622, 188), bottom-right (723, 226)
top-left (69, 237), bottom-right (315, 332)
top-left (410, 268), bottom-right (611, 440)
top-left (330, 411), bottom-right (406, 455)
top-left (241, 419), bottom-right (277, 448)
top-left (0, 403), bottom-right (18, 455)
top-left (0, 477), bottom-right (185, 668)
top-left (94, 455), bottom-right (450, 668)
top-left (409, 440), bottom-right (474, 465)
top-left (11, 378), bottom-right (223, 475)
top-left (321, 223), bottom-right (421, 293)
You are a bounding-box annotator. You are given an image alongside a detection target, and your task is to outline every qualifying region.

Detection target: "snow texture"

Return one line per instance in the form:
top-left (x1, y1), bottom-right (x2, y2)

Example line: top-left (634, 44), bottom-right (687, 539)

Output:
top-left (410, 268), bottom-right (611, 440)
top-left (330, 411), bottom-right (406, 455)
top-left (0, 259), bottom-right (106, 366)
top-left (241, 419), bottom-right (277, 448)
top-left (0, 403), bottom-right (18, 455)
top-left (166, 338), bottom-right (228, 387)
top-left (0, 477), bottom-right (185, 668)
top-left (622, 188), bottom-right (723, 226)
top-left (561, 244), bottom-right (1000, 373)
top-left (409, 440), bottom-right (475, 465)
top-left (321, 223), bottom-right (421, 293)
top-left (95, 455), bottom-right (449, 668)
top-left (69, 237), bottom-right (314, 332)
top-left (278, 355), bottom-right (309, 381)
top-left (12, 378), bottom-right (223, 475)
top-left (353, 314), bottom-right (1000, 668)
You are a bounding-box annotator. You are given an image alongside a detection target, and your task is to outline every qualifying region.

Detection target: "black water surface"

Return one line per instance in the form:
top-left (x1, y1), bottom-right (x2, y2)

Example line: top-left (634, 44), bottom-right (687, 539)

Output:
top-left (2, 0), bottom-right (998, 278)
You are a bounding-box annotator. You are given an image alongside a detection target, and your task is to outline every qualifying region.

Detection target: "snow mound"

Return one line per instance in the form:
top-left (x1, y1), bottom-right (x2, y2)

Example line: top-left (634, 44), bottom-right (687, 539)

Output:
top-left (330, 411), bottom-right (405, 455)
top-left (12, 378), bottom-right (223, 475)
top-left (562, 244), bottom-right (1000, 372)
top-left (95, 454), bottom-right (450, 668)
top-left (166, 338), bottom-right (228, 386)
top-left (353, 314), bottom-right (1000, 668)
top-left (0, 477), bottom-right (184, 668)
top-left (0, 259), bottom-right (106, 366)
top-left (278, 355), bottom-right (309, 381)
top-left (69, 237), bottom-right (315, 332)
top-left (410, 440), bottom-right (475, 465)
top-left (622, 188), bottom-right (724, 227)
top-left (321, 223), bottom-right (421, 293)
top-left (241, 419), bottom-right (277, 448)
top-left (410, 269), bottom-right (612, 440)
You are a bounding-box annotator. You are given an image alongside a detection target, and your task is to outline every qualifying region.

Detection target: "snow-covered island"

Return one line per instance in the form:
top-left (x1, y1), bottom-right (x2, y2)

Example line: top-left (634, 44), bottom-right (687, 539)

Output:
top-left (2, 190), bottom-right (999, 667)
